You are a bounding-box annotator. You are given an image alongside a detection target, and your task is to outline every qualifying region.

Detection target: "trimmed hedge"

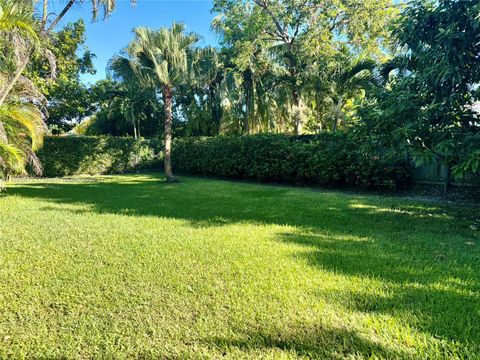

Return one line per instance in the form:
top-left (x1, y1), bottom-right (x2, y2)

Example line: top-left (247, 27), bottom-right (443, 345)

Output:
top-left (36, 134), bottom-right (411, 189)
top-left (172, 134), bottom-right (411, 188)
top-left (37, 136), bottom-right (162, 177)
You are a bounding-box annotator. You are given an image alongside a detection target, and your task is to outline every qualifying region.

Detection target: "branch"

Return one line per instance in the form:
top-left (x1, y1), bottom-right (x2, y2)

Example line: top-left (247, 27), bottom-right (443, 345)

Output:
top-left (254, 0), bottom-right (290, 43)
top-left (46, 0), bottom-right (76, 33)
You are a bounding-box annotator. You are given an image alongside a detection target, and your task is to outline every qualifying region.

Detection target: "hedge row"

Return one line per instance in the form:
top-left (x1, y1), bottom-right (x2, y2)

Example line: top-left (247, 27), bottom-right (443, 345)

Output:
top-left (37, 136), bottom-right (162, 177)
top-left (172, 134), bottom-right (412, 188)
top-left (37, 134), bottom-right (411, 189)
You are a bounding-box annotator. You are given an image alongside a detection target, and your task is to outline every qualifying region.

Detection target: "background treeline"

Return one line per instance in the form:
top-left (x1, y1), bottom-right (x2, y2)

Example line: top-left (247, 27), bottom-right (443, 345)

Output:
top-left (1, 0), bottom-right (479, 184)
top-left (72, 0), bottom-right (480, 180)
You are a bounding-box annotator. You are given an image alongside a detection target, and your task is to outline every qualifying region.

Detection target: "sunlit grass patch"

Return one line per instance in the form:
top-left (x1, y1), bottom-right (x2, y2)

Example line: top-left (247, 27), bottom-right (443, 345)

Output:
top-left (0, 174), bottom-right (479, 359)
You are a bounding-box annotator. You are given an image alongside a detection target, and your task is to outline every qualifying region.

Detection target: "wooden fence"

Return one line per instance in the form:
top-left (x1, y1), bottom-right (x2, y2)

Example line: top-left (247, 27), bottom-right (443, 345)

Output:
top-left (411, 160), bottom-right (480, 191)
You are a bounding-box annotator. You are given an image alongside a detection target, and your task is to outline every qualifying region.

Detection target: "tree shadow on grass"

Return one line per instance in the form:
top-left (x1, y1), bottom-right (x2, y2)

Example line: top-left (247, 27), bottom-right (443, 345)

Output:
top-left (202, 325), bottom-right (410, 359)
top-left (7, 174), bottom-right (475, 231)
top-left (6, 174), bottom-right (480, 354)
top-left (278, 231), bottom-right (480, 353)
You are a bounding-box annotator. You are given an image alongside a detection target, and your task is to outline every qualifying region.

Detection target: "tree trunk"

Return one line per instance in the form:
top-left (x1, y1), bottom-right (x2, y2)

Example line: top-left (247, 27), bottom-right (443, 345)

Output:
top-left (128, 107), bottom-right (137, 139)
top-left (47, 0), bottom-right (76, 32)
top-left (243, 68), bottom-right (254, 134)
top-left (332, 97), bottom-right (343, 133)
top-left (0, 51), bottom-right (31, 107)
top-left (41, 0), bottom-right (49, 28)
top-left (163, 86), bottom-right (178, 183)
top-left (316, 92), bottom-right (323, 132)
top-left (292, 88), bottom-right (303, 135)
top-left (209, 87), bottom-right (221, 135)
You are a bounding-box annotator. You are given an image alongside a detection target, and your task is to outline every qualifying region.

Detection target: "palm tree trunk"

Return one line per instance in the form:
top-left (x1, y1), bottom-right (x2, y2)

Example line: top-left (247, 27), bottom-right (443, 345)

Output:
top-left (316, 92), bottom-right (323, 132)
top-left (243, 68), bottom-right (254, 134)
top-left (130, 108), bottom-right (137, 140)
top-left (292, 88), bottom-right (303, 135)
top-left (47, 0), bottom-right (76, 32)
top-left (209, 87), bottom-right (221, 135)
top-left (332, 97), bottom-right (343, 133)
top-left (0, 52), bottom-right (31, 107)
top-left (41, 0), bottom-right (49, 28)
top-left (163, 85), bottom-right (178, 183)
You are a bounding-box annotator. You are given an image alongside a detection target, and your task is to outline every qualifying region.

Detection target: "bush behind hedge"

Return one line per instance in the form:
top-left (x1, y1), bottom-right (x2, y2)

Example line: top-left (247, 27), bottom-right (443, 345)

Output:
top-left (37, 136), bottom-right (162, 177)
top-left (172, 134), bottom-right (411, 188)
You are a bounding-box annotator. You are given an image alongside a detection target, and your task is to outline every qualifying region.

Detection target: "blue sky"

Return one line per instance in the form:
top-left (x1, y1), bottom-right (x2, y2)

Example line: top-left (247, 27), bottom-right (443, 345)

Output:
top-left (49, 0), bottom-right (218, 84)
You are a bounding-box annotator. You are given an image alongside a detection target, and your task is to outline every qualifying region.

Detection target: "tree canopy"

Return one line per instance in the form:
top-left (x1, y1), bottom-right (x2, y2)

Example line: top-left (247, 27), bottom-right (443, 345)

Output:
top-left (2, 0), bottom-right (480, 181)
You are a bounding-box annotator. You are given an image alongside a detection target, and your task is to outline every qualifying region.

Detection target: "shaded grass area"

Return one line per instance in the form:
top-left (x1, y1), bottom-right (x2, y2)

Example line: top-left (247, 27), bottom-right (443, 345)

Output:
top-left (0, 173), bottom-right (479, 359)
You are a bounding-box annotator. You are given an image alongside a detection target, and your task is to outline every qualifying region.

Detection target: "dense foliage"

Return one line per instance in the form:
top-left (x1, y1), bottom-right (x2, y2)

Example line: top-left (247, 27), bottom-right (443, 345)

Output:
top-left (36, 134), bottom-right (410, 188)
top-left (0, 0), bottom-right (46, 180)
top-left (0, 0), bottom-right (134, 180)
top-left (210, 0), bottom-right (397, 134)
top-left (28, 20), bottom-right (96, 134)
top-left (359, 0), bottom-right (480, 178)
top-left (80, 78), bottom-right (163, 138)
top-left (172, 134), bottom-right (411, 188)
top-left (37, 136), bottom-right (161, 177)
top-left (82, 0), bottom-right (397, 138)
top-left (3, 0), bottom-right (480, 183)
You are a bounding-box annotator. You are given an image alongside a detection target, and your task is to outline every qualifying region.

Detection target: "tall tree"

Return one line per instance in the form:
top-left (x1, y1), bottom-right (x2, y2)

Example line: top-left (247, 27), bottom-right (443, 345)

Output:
top-left (128, 23), bottom-right (202, 182)
top-left (361, 0), bottom-right (480, 178)
top-left (0, 0), bottom-right (46, 181)
top-left (0, 0), bottom-right (135, 108)
top-left (212, 0), bottom-right (399, 134)
top-left (28, 20), bottom-right (96, 133)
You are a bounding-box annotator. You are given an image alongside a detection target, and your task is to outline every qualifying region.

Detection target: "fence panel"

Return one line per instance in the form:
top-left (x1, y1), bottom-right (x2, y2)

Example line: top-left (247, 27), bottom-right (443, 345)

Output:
top-left (411, 160), bottom-right (480, 189)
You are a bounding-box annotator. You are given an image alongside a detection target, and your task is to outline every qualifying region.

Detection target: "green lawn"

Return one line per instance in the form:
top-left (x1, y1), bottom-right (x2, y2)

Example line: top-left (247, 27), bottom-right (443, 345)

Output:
top-left (0, 174), bottom-right (479, 359)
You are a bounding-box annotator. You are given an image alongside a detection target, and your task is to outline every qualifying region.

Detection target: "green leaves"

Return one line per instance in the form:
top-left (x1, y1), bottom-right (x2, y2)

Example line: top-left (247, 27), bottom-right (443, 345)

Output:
top-left (128, 23), bottom-right (201, 88)
top-left (361, 0), bottom-right (480, 179)
top-left (0, 102), bottom-right (46, 177)
top-left (171, 134), bottom-right (411, 189)
top-left (37, 136), bottom-right (162, 177)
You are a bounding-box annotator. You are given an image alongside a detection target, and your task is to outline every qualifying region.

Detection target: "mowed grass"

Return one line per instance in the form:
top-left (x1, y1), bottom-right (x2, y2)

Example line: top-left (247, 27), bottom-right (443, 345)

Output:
top-left (0, 174), bottom-right (479, 359)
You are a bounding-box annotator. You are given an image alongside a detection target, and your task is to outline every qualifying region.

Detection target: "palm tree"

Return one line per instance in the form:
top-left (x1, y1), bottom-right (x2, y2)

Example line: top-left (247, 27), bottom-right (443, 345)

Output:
top-left (108, 54), bottom-right (155, 139)
top-left (0, 101), bottom-right (46, 182)
top-left (0, 0), bottom-right (135, 108)
top-left (0, 0), bottom-right (46, 185)
top-left (128, 23), bottom-right (201, 182)
top-left (323, 57), bottom-right (376, 132)
top-left (0, 0), bottom-right (40, 106)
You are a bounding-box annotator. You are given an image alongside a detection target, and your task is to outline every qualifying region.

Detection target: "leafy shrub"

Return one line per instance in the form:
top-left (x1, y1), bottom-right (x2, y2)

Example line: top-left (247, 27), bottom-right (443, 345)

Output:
top-left (37, 134), bottom-right (410, 189)
top-left (37, 136), bottom-right (162, 177)
top-left (172, 134), bottom-right (411, 188)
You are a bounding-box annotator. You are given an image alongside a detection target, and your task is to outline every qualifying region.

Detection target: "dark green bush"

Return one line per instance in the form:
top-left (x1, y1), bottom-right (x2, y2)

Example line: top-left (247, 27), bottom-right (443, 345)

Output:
top-left (172, 134), bottom-right (411, 188)
top-left (37, 134), bottom-right (411, 188)
top-left (37, 136), bottom-right (162, 177)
